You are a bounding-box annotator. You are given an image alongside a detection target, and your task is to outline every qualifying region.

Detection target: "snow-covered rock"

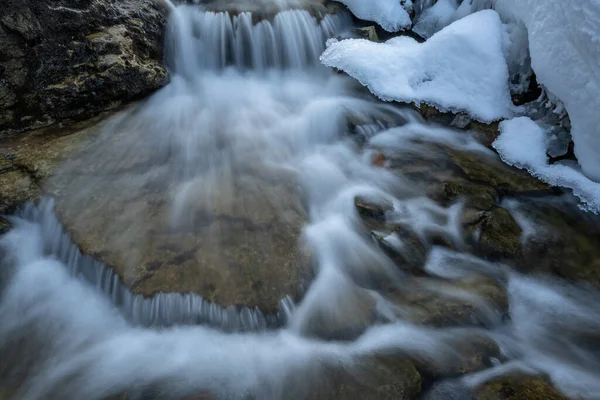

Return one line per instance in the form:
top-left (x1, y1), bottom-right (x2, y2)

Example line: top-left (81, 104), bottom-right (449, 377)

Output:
top-left (504, 0), bottom-right (600, 182)
top-left (335, 0), bottom-right (412, 32)
top-left (320, 10), bottom-right (514, 122)
top-left (494, 117), bottom-right (600, 214)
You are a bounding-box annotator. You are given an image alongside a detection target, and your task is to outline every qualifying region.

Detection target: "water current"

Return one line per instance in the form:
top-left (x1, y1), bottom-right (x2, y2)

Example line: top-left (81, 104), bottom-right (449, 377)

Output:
top-left (1, 1), bottom-right (600, 399)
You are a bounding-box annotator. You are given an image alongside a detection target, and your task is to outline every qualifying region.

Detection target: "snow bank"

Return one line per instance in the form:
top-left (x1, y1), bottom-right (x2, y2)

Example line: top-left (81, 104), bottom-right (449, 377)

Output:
top-left (320, 10), bottom-right (514, 122)
top-left (335, 0), bottom-right (412, 32)
top-left (503, 0), bottom-right (600, 182)
top-left (494, 117), bottom-right (600, 214)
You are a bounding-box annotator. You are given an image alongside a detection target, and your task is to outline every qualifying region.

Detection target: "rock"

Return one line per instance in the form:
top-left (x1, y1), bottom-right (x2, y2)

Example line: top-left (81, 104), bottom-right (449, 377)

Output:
top-left (450, 114), bottom-right (472, 129)
top-left (442, 180), bottom-right (497, 211)
top-left (473, 376), bottom-right (568, 400)
top-left (41, 113), bottom-right (311, 312)
top-left (374, 227), bottom-right (428, 274)
top-left (296, 285), bottom-right (377, 341)
top-left (357, 26), bottom-right (379, 42)
top-left (0, 112), bottom-right (107, 210)
top-left (327, 355), bottom-right (422, 400)
top-left (0, 217), bottom-right (10, 234)
top-left (0, 0), bottom-right (168, 134)
top-left (354, 196), bottom-right (393, 222)
top-left (448, 150), bottom-right (550, 194)
top-left (469, 121), bottom-right (501, 148)
top-left (384, 275), bottom-right (508, 328)
top-left (517, 203), bottom-right (600, 286)
top-left (478, 207), bottom-right (523, 260)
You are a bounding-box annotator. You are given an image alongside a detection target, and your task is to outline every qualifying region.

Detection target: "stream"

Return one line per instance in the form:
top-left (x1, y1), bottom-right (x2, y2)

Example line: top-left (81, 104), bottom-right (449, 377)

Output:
top-left (1, 1), bottom-right (600, 399)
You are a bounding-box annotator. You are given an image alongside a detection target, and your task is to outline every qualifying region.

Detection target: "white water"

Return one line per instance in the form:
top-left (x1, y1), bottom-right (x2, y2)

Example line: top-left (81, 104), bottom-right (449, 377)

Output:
top-left (1, 3), bottom-right (600, 399)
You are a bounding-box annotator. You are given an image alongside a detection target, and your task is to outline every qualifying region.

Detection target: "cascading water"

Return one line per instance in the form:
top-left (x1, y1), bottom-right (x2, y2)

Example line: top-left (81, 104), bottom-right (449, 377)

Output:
top-left (2, 1), bottom-right (600, 400)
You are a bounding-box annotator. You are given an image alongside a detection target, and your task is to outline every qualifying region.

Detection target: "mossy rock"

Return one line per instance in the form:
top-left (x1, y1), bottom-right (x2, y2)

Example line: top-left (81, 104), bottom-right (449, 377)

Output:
top-left (474, 376), bottom-right (568, 400)
top-left (479, 207), bottom-right (522, 260)
top-left (442, 180), bottom-right (497, 210)
top-left (448, 150), bottom-right (549, 194)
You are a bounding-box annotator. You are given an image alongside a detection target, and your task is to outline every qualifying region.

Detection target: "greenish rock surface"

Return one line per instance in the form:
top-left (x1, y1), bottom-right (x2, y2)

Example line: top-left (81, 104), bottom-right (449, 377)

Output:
top-left (448, 150), bottom-right (549, 194)
top-left (474, 376), bottom-right (568, 400)
top-left (479, 207), bottom-right (523, 260)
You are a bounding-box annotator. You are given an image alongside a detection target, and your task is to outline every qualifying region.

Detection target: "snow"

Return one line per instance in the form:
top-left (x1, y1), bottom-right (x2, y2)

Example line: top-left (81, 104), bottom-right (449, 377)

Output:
top-left (503, 0), bottom-right (600, 182)
top-left (494, 117), bottom-right (600, 214)
top-left (320, 10), bottom-right (514, 123)
top-left (335, 0), bottom-right (412, 32)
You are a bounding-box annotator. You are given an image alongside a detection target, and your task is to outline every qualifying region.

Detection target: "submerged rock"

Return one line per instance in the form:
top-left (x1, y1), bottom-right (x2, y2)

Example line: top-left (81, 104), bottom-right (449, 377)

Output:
top-left (0, 0), bottom-right (168, 134)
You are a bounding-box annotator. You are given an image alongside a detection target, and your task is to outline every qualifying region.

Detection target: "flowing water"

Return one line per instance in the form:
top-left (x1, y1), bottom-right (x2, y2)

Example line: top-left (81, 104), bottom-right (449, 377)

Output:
top-left (1, 1), bottom-right (600, 399)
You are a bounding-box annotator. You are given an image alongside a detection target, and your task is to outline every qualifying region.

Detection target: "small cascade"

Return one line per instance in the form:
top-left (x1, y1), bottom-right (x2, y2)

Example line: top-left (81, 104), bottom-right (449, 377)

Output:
top-left (9, 200), bottom-right (292, 331)
top-left (166, 7), bottom-right (351, 73)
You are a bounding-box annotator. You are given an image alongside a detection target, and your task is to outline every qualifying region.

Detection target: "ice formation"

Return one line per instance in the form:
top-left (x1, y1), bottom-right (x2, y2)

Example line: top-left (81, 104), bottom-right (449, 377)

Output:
top-left (494, 117), bottom-right (600, 214)
top-left (321, 10), bottom-right (514, 122)
top-left (335, 0), bottom-right (412, 32)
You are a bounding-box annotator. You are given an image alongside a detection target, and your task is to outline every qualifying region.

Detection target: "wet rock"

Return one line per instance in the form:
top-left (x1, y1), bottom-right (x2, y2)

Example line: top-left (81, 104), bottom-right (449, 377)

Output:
top-left (442, 180), bottom-right (497, 211)
top-left (42, 116), bottom-right (310, 312)
top-left (419, 335), bottom-right (500, 379)
top-left (473, 376), bottom-right (569, 400)
top-left (0, 217), bottom-right (10, 234)
top-left (0, 170), bottom-right (37, 210)
top-left (469, 121), bottom-right (501, 148)
top-left (328, 355), bottom-right (422, 400)
top-left (478, 207), bottom-right (522, 260)
top-left (0, 0), bottom-right (168, 134)
top-left (0, 113), bottom-right (106, 210)
top-left (355, 196), bottom-right (393, 222)
top-left (385, 276), bottom-right (508, 328)
top-left (374, 228), bottom-right (428, 274)
top-left (357, 26), bottom-right (379, 42)
top-left (518, 203), bottom-right (600, 286)
top-left (448, 150), bottom-right (549, 194)
top-left (297, 286), bottom-right (377, 341)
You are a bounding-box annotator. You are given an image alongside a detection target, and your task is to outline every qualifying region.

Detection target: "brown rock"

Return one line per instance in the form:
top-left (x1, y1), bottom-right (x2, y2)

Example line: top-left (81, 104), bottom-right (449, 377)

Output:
top-left (474, 376), bottom-right (568, 400)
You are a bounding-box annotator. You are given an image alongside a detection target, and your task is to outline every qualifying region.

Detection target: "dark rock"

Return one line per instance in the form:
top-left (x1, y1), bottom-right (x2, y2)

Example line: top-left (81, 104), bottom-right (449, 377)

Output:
top-left (0, 0), bottom-right (169, 135)
top-left (356, 26), bottom-right (379, 42)
top-left (355, 195), bottom-right (393, 222)
top-left (518, 203), bottom-right (600, 286)
top-left (448, 150), bottom-right (550, 194)
top-left (478, 207), bottom-right (523, 260)
top-left (442, 180), bottom-right (497, 211)
top-left (473, 375), bottom-right (568, 400)
top-left (384, 276), bottom-right (508, 329)
top-left (328, 355), bottom-right (422, 400)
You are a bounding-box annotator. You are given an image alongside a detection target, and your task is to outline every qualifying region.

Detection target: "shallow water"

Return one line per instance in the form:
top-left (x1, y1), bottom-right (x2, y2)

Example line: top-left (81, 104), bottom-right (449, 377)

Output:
top-left (1, 2), bottom-right (600, 399)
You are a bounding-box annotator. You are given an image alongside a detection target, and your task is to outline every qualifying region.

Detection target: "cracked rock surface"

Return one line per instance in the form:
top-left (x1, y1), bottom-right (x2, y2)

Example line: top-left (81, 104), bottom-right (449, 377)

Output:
top-left (0, 0), bottom-right (168, 135)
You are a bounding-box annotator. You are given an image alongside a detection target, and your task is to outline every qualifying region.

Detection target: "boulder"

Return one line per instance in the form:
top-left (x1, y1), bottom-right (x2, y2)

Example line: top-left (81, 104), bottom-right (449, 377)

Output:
top-left (0, 0), bottom-right (168, 134)
top-left (474, 376), bottom-right (568, 400)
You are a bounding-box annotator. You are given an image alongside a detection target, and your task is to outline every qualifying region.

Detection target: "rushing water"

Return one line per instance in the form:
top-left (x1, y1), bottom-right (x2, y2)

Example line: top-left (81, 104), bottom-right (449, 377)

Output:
top-left (1, 2), bottom-right (600, 399)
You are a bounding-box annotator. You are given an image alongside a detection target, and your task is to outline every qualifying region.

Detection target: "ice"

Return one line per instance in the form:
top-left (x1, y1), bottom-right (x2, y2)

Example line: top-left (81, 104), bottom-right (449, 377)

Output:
top-left (494, 117), bottom-right (600, 214)
top-left (321, 10), bottom-right (514, 123)
top-left (503, 0), bottom-right (600, 182)
top-left (413, 0), bottom-right (458, 39)
top-left (335, 0), bottom-right (412, 32)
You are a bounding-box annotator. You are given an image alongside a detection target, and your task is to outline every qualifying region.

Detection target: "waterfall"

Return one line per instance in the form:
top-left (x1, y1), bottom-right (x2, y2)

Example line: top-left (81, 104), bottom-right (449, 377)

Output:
top-left (166, 7), bottom-right (350, 73)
